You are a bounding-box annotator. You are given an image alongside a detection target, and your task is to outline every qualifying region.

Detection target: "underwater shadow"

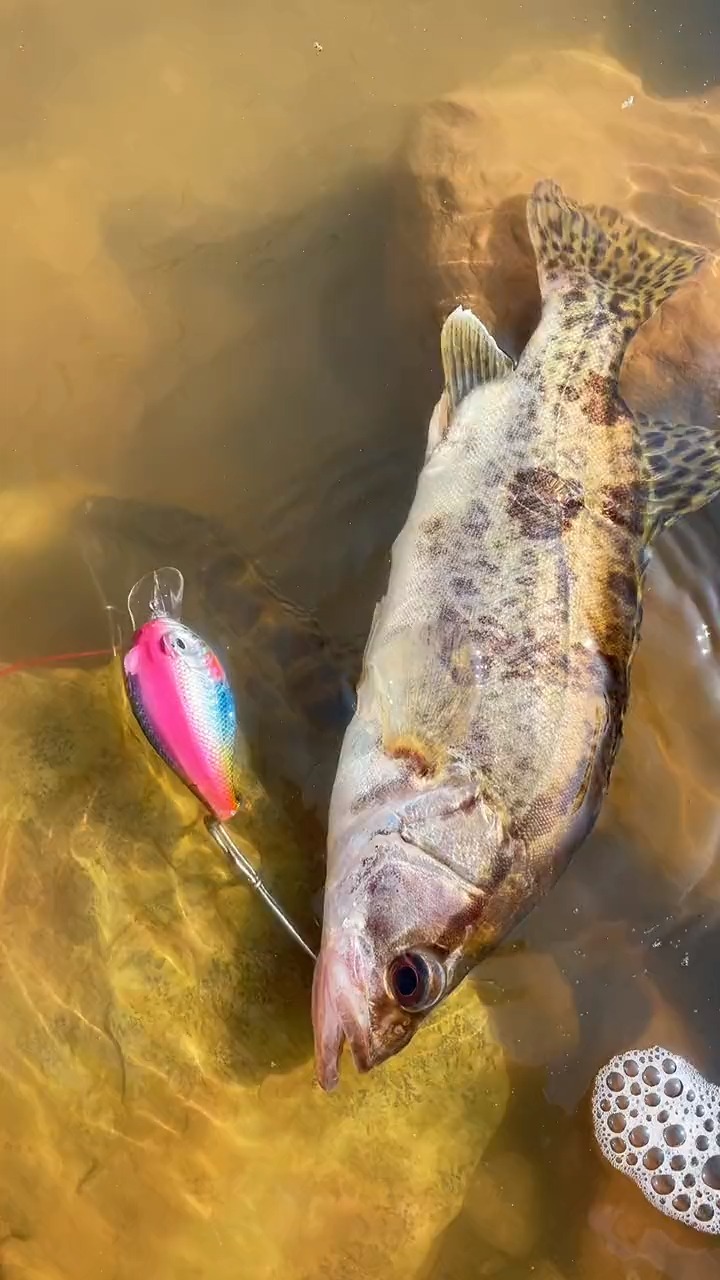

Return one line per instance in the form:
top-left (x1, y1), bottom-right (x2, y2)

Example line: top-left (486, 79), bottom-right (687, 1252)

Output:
top-left (419, 1057), bottom-right (602, 1279)
top-left (99, 169), bottom-right (423, 628)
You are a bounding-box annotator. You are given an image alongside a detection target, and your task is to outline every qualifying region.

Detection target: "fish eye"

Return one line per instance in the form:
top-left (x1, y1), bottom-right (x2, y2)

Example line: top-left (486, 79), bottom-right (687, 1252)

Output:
top-left (386, 949), bottom-right (447, 1013)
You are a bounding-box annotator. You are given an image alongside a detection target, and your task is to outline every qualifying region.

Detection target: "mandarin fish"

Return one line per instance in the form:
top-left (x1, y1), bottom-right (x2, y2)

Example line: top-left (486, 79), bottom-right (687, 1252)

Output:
top-left (313, 179), bottom-right (720, 1089)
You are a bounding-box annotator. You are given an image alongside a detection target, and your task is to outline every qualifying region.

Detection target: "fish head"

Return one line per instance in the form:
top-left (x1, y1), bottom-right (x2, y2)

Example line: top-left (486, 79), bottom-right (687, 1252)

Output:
top-left (313, 759), bottom-right (515, 1089)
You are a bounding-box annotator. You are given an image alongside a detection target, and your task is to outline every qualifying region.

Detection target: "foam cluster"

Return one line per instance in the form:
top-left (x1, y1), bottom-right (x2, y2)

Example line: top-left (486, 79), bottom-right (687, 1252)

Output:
top-left (592, 1046), bottom-right (720, 1234)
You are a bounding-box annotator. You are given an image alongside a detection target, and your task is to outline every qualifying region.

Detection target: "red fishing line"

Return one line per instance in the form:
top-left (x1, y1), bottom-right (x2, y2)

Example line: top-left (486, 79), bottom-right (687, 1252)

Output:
top-left (0, 648), bottom-right (113, 677)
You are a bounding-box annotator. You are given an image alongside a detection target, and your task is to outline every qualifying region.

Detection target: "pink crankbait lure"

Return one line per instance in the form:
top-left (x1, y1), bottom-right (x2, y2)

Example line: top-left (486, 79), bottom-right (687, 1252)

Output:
top-left (122, 567), bottom-right (315, 959)
top-left (123, 578), bottom-right (239, 822)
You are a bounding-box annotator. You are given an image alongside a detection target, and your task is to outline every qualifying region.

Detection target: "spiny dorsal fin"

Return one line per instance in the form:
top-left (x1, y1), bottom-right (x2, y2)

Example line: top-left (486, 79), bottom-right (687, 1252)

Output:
top-left (527, 179), bottom-right (706, 333)
top-left (637, 414), bottom-right (720, 535)
top-left (440, 306), bottom-right (514, 415)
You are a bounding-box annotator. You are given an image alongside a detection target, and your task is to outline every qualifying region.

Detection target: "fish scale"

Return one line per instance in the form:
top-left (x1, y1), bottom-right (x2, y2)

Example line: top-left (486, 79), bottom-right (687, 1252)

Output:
top-left (313, 179), bottom-right (720, 1091)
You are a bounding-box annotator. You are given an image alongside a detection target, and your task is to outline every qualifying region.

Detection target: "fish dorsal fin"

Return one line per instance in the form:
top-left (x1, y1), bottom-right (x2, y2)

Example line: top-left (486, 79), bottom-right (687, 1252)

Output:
top-left (637, 414), bottom-right (720, 535)
top-left (440, 306), bottom-right (514, 415)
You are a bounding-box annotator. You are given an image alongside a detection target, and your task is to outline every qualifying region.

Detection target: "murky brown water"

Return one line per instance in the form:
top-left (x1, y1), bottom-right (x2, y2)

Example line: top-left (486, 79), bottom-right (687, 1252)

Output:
top-left (2, 1), bottom-right (720, 1276)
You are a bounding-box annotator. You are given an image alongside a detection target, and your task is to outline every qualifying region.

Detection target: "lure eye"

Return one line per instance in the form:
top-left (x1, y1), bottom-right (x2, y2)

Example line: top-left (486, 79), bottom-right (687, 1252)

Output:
top-left (386, 949), bottom-right (447, 1013)
top-left (160, 626), bottom-right (207, 665)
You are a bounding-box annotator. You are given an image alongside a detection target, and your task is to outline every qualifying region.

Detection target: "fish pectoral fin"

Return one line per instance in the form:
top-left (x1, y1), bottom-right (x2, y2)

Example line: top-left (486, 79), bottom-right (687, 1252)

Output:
top-left (638, 414), bottom-right (720, 534)
top-left (440, 306), bottom-right (514, 416)
top-left (362, 621), bottom-right (478, 759)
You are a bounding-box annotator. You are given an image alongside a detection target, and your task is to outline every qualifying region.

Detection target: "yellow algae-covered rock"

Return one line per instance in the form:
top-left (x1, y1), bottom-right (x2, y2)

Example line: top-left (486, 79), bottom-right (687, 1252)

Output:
top-left (0, 662), bottom-right (508, 1280)
top-left (462, 1150), bottom-right (541, 1260)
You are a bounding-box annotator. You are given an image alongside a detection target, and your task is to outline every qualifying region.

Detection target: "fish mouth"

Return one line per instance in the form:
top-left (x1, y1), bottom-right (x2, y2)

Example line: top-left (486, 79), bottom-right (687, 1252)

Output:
top-left (311, 942), bottom-right (373, 1091)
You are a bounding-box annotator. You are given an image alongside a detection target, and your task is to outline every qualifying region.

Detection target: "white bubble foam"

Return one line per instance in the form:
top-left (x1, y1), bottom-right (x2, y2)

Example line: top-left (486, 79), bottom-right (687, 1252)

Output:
top-left (592, 1046), bottom-right (720, 1234)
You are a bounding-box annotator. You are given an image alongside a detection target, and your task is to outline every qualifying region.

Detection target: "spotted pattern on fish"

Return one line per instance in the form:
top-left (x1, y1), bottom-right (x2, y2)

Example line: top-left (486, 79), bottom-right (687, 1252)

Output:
top-left (601, 482), bottom-right (645, 537)
top-left (507, 467), bottom-right (584, 540)
top-left (582, 371), bottom-right (623, 426)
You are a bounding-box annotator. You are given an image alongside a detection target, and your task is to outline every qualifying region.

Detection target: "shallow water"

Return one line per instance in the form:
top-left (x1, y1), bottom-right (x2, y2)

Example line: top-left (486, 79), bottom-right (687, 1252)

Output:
top-left (2, 1), bottom-right (720, 1277)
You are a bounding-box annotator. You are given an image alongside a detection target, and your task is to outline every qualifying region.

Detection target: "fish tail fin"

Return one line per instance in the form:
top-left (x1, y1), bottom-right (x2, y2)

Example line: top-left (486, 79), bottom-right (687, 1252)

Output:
top-left (527, 179), bottom-right (706, 331)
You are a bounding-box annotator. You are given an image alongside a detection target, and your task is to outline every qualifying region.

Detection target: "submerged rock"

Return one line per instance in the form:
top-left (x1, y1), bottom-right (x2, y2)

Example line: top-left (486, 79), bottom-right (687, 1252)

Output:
top-left (462, 1150), bottom-right (541, 1260)
top-left (0, 661), bottom-right (508, 1280)
top-left (390, 47), bottom-right (720, 429)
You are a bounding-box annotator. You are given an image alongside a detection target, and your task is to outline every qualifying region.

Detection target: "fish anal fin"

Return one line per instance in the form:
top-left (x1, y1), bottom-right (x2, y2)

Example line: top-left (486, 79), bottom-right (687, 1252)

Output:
top-left (638, 414), bottom-right (720, 534)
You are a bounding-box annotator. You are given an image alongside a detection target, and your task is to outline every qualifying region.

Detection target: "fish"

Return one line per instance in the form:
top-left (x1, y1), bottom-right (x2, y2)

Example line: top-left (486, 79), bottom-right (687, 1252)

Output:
top-left (312, 179), bottom-right (720, 1090)
top-left (123, 567), bottom-right (241, 821)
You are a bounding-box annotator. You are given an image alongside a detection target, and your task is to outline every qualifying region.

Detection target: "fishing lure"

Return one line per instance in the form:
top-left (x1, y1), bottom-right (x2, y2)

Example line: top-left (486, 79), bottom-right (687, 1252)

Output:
top-left (123, 567), bottom-right (240, 822)
top-left (123, 566), bottom-right (315, 958)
